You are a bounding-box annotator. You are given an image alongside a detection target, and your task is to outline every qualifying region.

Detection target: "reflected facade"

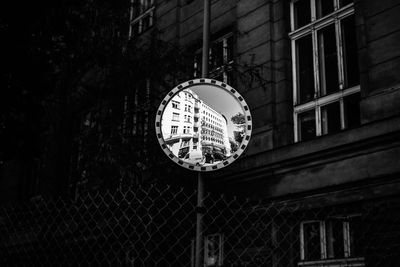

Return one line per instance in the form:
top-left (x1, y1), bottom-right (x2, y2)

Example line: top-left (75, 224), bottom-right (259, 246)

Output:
top-left (161, 89), bottom-right (232, 166)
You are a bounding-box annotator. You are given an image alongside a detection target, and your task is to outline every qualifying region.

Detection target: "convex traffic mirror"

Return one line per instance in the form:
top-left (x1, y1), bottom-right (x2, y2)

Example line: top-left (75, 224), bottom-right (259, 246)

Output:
top-left (155, 79), bottom-right (252, 172)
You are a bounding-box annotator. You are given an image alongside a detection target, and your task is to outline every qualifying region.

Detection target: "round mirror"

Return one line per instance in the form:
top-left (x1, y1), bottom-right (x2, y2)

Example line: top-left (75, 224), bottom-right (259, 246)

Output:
top-left (155, 79), bottom-right (252, 172)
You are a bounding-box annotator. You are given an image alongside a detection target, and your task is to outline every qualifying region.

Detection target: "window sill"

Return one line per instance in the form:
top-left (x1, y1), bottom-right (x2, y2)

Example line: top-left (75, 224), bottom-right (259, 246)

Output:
top-left (299, 257), bottom-right (365, 267)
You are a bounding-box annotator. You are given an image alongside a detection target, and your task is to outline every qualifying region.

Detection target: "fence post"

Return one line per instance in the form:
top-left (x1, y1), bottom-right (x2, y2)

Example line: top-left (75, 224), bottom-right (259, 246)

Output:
top-left (195, 172), bottom-right (205, 267)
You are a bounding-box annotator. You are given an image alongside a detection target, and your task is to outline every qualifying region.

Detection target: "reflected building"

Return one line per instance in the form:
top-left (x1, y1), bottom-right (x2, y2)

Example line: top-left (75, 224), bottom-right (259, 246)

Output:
top-left (200, 101), bottom-right (231, 159)
top-left (161, 89), bottom-right (231, 160)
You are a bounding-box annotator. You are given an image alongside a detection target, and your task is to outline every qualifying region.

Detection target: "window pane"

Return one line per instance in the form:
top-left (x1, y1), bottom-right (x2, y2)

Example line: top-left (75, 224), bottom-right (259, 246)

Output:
top-left (326, 221), bottom-right (344, 259)
top-left (226, 70), bottom-right (234, 85)
top-left (303, 222), bottom-right (321, 260)
top-left (342, 15), bottom-right (360, 88)
top-left (142, 14), bottom-right (152, 31)
top-left (321, 101), bottom-right (341, 135)
top-left (294, 0), bottom-right (311, 29)
top-left (349, 217), bottom-right (363, 257)
top-left (297, 35), bottom-right (315, 103)
top-left (340, 0), bottom-right (353, 8)
top-left (132, 0), bottom-right (141, 17)
top-left (210, 40), bottom-right (224, 71)
top-left (318, 24), bottom-right (339, 95)
top-left (317, 0), bottom-right (334, 18)
top-left (131, 23), bottom-right (140, 36)
top-left (344, 93), bottom-right (360, 128)
top-left (226, 35), bottom-right (234, 63)
top-left (298, 110), bottom-right (316, 141)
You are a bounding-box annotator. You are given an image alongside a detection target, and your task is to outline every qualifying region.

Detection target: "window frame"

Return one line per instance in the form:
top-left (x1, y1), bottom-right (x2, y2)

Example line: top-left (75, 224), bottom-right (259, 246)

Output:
top-left (194, 32), bottom-right (234, 84)
top-left (299, 216), bottom-right (365, 264)
top-left (172, 112), bottom-right (179, 122)
top-left (129, 0), bottom-right (155, 38)
top-left (170, 125), bottom-right (178, 135)
top-left (290, 0), bottom-right (360, 142)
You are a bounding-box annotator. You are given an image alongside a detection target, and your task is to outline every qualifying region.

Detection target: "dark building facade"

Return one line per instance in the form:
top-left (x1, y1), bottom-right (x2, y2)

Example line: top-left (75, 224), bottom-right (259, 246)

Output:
top-left (129, 0), bottom-right (400, 203)
top-left (126, 0), bottom-right (400, 265)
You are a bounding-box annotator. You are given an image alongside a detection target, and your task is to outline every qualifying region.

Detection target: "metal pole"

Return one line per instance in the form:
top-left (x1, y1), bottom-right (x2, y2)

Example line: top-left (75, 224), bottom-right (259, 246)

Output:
top-left (201, 0), bottom-right (210, 79)
top-left (195, 172), bottom-right (205, 267)
top-left (195, 1), bottom-right (210, 266)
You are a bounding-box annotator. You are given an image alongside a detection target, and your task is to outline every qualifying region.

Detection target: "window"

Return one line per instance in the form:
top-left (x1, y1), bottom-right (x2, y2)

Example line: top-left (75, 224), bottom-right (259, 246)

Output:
top-left (129, 0), bottom-right (155, 38)
top-left (194, 33), bottom-right (234, 84)
top-left (172, 101), bottom-right (180, 109)
top-left (171, 126), bottom-right (178, 135)
top-left (183, 126), bottom-right (190, 134)
top-left (300, 216), bottom-right (364, 264)
top-left (290, 0), bottom-right (361, 142)
top-left (172, 113), bottom-right (179, 121)
top-left (181, 140), bottom-right (190, 148)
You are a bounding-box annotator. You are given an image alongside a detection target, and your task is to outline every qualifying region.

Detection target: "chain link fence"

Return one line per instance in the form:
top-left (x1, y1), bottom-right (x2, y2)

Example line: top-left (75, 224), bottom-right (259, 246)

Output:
top-left (1, 184), bottom-right (399, 266)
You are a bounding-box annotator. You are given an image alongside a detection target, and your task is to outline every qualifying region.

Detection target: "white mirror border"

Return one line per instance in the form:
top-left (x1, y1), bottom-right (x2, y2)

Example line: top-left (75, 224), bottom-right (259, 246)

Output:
top-left (155, 78), bottom-right (252, 172)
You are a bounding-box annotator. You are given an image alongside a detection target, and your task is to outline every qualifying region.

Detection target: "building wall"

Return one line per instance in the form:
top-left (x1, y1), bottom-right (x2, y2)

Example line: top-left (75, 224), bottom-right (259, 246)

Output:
top-left (161, 89), bottom-right (199, 157)
top-left (132, 0), bottom-right (400, 204)
top-left (161, 88), bottom-right (231, 159)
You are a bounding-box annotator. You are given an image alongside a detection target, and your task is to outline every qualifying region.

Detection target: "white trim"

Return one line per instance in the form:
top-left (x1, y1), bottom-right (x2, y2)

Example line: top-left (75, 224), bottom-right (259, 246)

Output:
top-left (316, 105), bottom-right (322, 136)
top-left (298, 257), bottom-right (365, 266)
top-left (340, 98), bottom-right (345, 129)
top-left (130, 6), bottom-right (155, 25)
top-left (320, 221), bottom-right (327, 259)
top-left (312, 29), bottom-right (320, 99)
top-left (300, 216), bottom-right (364, 264)
top-left (343, 221), bottom-right (351, 258)
top-left (292, 40), bottom-right (298, 106)
top-left (294, 112), bottom-right (299, 142)
top-left (300, 221), bottom-right (306, 260)
top-left (294, 85), bottom-right (360, 112)
top-left (289, 5), bottom-right (354, 40)
top-left (311, 0), bottom-right (317, 22)
top-left (290, 1), bottom-right (295, 32)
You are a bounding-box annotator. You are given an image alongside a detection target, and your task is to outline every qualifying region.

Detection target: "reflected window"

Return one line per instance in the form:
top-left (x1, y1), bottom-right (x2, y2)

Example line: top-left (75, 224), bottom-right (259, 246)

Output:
top-left (172, 101), bottom-right (180, 109)
top-left (291, 0), bottom-right (360, 142)
top-left (171, 126), bottom-right (178, 134)
top-left (172, 113), bottom-right (179, 121)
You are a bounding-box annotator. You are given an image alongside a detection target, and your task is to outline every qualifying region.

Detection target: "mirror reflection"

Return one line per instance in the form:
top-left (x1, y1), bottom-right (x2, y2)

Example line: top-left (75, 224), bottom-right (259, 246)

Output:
top-left (161, 84), bottom-right (245, 167)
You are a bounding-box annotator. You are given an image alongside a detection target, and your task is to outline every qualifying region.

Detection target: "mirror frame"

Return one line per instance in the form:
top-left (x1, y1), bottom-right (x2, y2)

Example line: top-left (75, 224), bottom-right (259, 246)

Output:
top-left (155, 78), bottom-right (252, 172)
